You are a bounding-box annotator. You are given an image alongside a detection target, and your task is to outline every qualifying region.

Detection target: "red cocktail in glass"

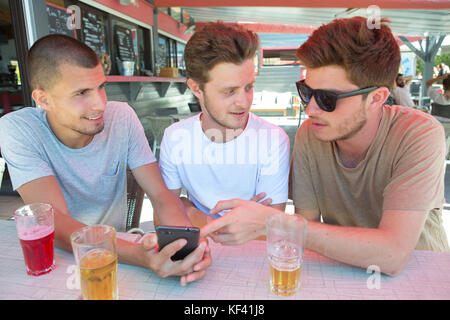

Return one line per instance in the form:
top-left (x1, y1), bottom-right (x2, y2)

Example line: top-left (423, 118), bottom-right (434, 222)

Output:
top-left (14, 203), bottom-right (55, 276)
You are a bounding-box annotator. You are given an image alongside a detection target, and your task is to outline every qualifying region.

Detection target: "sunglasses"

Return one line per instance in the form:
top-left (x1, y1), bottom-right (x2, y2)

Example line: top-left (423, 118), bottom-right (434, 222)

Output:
top-left (296, 80), bottom-right (378, 112)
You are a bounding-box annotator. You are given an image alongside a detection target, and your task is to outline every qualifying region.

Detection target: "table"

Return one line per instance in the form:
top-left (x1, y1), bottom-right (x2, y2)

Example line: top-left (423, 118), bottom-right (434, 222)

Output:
top-left (0, 220), bottom-right (449, 300)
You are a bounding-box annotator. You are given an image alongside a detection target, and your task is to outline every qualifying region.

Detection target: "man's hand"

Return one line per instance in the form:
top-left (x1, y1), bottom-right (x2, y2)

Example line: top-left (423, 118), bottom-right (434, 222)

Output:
top-left (201, 199), bottom-right (281, 245)
top-left (139, 233), bottom-right (212, 286)
top-left (250, 192), bottom-right (272, 206)
top-left (426, 74), bottom-right (450, 88)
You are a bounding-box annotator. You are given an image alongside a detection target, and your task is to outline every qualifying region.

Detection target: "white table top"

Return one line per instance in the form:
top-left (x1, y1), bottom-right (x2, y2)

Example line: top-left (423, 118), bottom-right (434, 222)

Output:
top-left (0, 220), bottom-right (449, 300)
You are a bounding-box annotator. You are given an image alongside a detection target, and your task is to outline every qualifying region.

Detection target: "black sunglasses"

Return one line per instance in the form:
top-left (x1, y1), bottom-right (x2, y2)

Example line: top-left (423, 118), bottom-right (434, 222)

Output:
top-left (296, 80), bottom-right (378, 112)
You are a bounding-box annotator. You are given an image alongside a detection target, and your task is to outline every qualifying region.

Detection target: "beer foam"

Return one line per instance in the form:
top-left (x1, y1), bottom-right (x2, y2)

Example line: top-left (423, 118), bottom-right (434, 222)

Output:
top-left (19, 225), bottom-right (54, 241)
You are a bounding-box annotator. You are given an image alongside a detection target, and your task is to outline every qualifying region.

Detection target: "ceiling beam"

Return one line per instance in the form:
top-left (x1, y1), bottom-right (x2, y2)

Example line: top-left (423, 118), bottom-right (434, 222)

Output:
top-left (154, 0), bottom-right (450, 10)
top-left (195, 21), bottom-right (317, 34)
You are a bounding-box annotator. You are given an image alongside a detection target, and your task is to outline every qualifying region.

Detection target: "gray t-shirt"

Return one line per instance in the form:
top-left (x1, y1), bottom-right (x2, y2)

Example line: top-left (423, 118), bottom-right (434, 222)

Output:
top-left (0, 101), bottom-right (155, 231)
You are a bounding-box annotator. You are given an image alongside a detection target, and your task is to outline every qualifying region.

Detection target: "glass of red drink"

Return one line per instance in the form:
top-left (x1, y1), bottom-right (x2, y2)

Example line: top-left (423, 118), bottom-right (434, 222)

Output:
top-left (14, 203), bottom-right (55, 276)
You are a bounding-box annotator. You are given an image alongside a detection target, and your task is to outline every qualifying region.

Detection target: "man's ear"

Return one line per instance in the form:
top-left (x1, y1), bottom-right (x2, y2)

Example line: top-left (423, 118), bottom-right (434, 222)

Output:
top-left (368, 87), bottom-right (390, 111)
top-left (31, 89), bottom-right (51, 111)
top-left (186, 78), bottom-right (203, 100)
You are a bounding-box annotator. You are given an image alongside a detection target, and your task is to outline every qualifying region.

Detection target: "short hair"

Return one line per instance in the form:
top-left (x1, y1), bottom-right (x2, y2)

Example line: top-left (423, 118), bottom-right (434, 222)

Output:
top-left (184, 22), bottom-right (260, 90)
top-left (444, 76), bottom-right (450, 91)
top-left (296, 16), bottom-right (400, 91)
top-left (28, 34), bottom-right (100, 90)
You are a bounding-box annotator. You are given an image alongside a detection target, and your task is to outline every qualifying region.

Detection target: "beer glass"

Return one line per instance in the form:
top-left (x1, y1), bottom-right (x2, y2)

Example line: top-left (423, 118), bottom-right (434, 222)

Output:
top-left (14, 203), bottom-right (55, 276)
top-left (71, 225), bottom-right (118, 300)
top-left (266, 213), bottom-right (307, 296)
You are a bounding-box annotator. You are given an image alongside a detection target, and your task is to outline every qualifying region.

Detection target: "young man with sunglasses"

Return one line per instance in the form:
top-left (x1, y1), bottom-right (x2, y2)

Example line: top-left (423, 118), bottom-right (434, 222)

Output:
top-left (201, 17), bottom-right (449, 276)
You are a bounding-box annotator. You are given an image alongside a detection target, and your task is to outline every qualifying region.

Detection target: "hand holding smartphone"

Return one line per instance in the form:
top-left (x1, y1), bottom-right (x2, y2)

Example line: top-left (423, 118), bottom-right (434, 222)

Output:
top-left (155, 225), bottom-right (200, 261)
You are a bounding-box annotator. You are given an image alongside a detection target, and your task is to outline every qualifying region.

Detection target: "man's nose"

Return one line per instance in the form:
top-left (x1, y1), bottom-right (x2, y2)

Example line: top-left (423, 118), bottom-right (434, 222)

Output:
top-left (235, 90), bottom-right (252, 108)
top-left (305, 96), bottom-right (323, 116)
top-left (92, 88), bottom-right (107, 111)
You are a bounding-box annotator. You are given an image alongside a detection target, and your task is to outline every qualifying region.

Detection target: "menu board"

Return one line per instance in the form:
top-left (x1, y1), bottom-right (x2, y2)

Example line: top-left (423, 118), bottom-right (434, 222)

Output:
top-left (46, 3), bottom-right (77, 38)
top-left (115, 25), bottom-right (135, 62)
top-left (81, 10), bottom-right (104, 57)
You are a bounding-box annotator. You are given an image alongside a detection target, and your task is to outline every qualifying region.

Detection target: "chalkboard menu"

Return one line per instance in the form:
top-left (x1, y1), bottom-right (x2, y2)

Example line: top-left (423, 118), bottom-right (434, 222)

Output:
top-left (46, 3), bottom-right (77, 38)
top-left (115, 25), bottom-right (135, 62)
top-left (81, 10), bottom-right (105, 58)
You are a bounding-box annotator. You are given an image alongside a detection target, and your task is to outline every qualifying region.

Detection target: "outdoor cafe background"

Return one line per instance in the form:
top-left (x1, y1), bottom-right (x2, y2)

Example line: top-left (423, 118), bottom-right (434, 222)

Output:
top-left (0, 0), bottom-right (449, 203)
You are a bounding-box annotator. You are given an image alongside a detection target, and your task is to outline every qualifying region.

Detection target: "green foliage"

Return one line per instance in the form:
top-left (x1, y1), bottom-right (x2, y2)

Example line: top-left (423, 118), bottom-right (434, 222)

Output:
top-left (435, 54), bottom-right (450, 67)
top-left (416, 53), bottom-right (450, 75)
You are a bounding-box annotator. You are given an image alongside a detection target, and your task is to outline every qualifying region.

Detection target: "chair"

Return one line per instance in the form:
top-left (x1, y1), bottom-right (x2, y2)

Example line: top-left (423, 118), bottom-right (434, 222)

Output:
top-left (0, 158), bottom-right (5, 189)
top-left (431, 103), bottom-right (450, 118)
top-left (188, 102), bottom-right (201, 113)
top-left (146, 116), bottom-right (175, 159)
top-left (125, 168), bottom-right (144, 231)
top-left (409, 81), bottom-right (421, 96)
top-left (155, 107), bottom-right (178, 116)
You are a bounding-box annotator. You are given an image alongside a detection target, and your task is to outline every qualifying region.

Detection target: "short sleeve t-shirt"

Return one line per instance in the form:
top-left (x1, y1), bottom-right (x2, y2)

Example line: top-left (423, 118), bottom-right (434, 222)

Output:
top-left (159, 112), bottom-right (290, 217)
top-left (392, 86), bottom-right (415, 108)
top-left (0, 102), bottom-right (156, 231)
top-left (427, 87), bottom-right (450, 105)
top-left (291, 105), bottom-right (449, 251)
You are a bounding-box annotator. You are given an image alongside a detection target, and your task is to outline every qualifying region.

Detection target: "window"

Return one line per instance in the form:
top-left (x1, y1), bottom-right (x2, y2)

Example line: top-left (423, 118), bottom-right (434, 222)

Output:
top-left (169, 7), bottom-right (182, 23)
top-left (159, 8), bottom-right (169, 15)
top-left (79, 6), bottom-right (110, 65)
top-left (157, 34), bottom-right (186, 71)
top-left (262, 48), bottom-right (298, 66)
top-left (169, 38), bottom-right (177, 68)
top-left (64, 1), bottom-right (152, 76)
top-left (177, 42), bottom-right (186, 71)
top-left (157, 35), bottom-right (169, 68)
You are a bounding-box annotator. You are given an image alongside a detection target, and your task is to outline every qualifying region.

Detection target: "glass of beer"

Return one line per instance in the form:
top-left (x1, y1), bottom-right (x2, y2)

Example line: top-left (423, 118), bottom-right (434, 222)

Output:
top-left (266, 213), bottom-right (307, 296)
top-left (71, 225), bottom-right (118, 300)
top-left (14, 203), bottom-right (55, 276)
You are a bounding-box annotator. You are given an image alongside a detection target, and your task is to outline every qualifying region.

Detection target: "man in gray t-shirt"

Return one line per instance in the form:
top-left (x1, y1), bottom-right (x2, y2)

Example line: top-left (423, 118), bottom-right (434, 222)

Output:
top-left (0, 34), bottom-right (210, 285)
top-left (0, 101), bottom-right (152, 229)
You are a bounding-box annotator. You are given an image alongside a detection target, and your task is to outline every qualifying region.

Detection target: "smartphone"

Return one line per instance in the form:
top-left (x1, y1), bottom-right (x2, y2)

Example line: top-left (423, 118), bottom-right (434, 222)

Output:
top-left (155, 225), bottom-right (200, 261)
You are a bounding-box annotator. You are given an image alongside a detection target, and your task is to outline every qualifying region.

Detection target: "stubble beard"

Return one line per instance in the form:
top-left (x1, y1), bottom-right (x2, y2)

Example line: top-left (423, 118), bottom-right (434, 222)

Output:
top-left (334, 105), bottom-right (367, 141)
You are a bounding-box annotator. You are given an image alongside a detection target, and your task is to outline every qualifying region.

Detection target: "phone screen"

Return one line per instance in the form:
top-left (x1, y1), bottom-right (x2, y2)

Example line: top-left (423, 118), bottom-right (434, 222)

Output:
top-left (156, 226), bottom-right (200, 261)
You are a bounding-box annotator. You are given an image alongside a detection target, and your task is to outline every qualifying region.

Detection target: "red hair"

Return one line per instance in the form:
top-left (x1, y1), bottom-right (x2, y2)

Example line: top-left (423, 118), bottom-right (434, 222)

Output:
top-left (297, 16), bottom-right (400, 90)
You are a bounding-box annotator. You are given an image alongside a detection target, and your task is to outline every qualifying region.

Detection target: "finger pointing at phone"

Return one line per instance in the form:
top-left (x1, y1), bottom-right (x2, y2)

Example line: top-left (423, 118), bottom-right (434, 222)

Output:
top-left (201, 199), bottom-right (280, 245)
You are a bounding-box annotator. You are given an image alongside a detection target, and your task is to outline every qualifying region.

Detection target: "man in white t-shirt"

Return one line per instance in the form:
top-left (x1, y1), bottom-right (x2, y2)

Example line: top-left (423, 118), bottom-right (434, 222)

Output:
top-left (392, 73), bottom-right (415, 107)
top-left (159, 22), bottom-right (290, 245)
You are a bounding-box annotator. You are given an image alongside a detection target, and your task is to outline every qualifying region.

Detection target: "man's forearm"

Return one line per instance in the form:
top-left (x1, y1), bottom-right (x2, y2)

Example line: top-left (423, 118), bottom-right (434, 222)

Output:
top-left (305, 221), bottom-right (409, 276)
top-left (54, 211), bottom-right (145, 267)
top-left (427, 74), bottom-right (448, 88)
top-left (180, 197), bottom-right (209, 228)
top-left (152, 191), bottom-right (191, 226)
top-left (54, 211), bottom-right (86, 251)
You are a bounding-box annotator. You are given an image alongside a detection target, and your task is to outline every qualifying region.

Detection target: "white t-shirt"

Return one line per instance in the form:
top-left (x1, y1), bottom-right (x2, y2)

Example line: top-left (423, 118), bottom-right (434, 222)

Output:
top-left (392, 85), bottom-right (415, 108)
top-left (428, 87), bottom-right (450, 105)
top-left (159, 113), bottom-right (290, 217)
